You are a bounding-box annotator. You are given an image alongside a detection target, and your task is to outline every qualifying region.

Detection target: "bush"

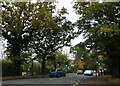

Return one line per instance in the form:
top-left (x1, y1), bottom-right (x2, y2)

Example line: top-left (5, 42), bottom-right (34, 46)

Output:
top-left (2, 59), bottom-right (20, 77)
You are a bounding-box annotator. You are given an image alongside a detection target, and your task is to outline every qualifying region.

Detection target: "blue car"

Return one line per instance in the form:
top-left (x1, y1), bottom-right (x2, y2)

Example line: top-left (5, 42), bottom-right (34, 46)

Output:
top-left (49, 68), bottom-right (66, 77)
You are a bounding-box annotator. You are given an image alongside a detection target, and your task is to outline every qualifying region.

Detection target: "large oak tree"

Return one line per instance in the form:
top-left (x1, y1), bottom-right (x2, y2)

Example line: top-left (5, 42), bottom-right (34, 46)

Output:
top-left (1, 2), bottom-right (77, 75)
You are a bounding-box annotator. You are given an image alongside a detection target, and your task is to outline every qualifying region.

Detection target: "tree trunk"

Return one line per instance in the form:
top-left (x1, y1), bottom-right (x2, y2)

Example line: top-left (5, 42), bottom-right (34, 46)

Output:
top-left (113, 59), bottom-right (120, 78)
top-left (13, 61), bottom-right (22, 76)
top-left (30, 60), bottom-right (33, 75)
top-left (11, 50), bottom-right (22, 76)
top-left (41, 56), bottom-right (46, 75)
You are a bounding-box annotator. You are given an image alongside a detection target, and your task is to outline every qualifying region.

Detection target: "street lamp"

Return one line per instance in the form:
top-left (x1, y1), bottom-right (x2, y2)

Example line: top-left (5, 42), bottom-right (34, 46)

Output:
top-left (96, 57), bottom-right (99, 77)
top-left (96, 57), bottom-right (101, 76)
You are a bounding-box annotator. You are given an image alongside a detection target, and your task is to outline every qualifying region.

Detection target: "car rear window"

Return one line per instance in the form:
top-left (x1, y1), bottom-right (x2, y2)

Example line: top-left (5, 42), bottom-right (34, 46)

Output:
top-left (57, 69), bottom-right (62, 71)
top-left (51, 69), bottom-right (56, 72)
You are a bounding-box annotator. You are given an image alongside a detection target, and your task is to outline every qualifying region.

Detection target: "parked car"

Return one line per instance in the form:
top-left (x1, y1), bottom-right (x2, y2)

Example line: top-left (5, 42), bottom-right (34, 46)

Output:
top-left (49, 68), bottom-right (66, 77)
top-left (84, 70), bottom-right (93, 76)
top-left (77, 70), bottom-right (83, 75)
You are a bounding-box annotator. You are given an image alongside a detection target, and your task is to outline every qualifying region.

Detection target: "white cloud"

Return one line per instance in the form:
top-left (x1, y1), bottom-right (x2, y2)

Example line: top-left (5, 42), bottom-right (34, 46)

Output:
top-left (56, 0), bottom-right (79, 23)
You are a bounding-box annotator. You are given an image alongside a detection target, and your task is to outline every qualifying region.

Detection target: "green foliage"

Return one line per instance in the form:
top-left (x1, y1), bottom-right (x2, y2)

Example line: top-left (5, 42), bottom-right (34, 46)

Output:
top-left (2, 59), bottom-right (21, 77)
top-left (1, 2), bottom-right (77, 75)
top-left (27, 3), bottom-right (76, 74)
top-left (44, 50), bottom-right (74, 73)
top-left (71, 43), bottom-right (97, 70)
top-left (73, 2), bottom-right (120, 76)
top-left (32, 62), bottom-right (41, 75)
top-left (46, 51), bottom-right (69, 70)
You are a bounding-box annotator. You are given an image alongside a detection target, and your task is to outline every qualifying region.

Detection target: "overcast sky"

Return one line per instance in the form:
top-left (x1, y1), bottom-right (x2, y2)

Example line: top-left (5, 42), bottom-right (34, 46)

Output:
top-left (56, 0), bottom-right (84, 46)
top-left (56, 0), bottom-right (84, 59)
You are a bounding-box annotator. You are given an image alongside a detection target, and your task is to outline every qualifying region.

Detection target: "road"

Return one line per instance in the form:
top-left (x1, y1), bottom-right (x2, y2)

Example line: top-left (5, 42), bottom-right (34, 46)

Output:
top-left (2, 73), bottom-right (94, 86)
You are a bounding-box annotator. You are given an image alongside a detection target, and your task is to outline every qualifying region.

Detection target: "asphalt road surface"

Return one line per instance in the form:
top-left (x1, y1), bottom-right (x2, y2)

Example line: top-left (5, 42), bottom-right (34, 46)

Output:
top-left (2, 73), bottom-right (94, 86)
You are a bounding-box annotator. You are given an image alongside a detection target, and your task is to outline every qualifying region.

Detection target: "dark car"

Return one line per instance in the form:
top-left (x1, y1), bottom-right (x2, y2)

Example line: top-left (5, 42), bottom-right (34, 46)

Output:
top-left (49, 68), bottom-right (66, 77)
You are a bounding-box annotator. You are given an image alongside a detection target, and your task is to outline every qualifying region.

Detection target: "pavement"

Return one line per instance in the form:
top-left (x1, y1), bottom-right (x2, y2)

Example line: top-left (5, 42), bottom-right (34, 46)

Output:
top-left (74, 75), bottom-right (120, 86)
top-left (2, 75), bottom-right (49, 81)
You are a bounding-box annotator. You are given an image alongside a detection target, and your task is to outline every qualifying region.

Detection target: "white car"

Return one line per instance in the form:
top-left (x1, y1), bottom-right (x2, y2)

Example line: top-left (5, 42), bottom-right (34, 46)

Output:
top-left (77, 70), bottom-right (83, 74)
top-left (84, 70), bottom-right (93, 76)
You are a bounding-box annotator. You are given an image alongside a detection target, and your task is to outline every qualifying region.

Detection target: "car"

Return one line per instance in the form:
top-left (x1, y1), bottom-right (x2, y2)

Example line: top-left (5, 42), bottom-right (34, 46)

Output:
top-left (49, 68), bottom-right (66, 77)
top-left (77, 70), bottom-right (83, 75)
top-left (83, 70), bottom-right (93, 76)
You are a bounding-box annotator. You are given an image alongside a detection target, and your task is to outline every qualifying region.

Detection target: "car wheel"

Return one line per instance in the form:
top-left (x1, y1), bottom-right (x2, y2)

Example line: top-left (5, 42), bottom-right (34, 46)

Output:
top-left (64, 75), bottom-right (66, 77)
top-left (50, 75), bottom-right (53, 78)
top-left (57, 75), bottom-right (61, 77)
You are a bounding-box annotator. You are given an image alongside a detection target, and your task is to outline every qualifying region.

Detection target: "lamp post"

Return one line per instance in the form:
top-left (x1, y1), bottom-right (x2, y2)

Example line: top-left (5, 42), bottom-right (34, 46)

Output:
top-left (96, 57), bottom-right (99, 77)
top-left (96, 57), bottom-right (101, 76)
top-left (95, 61), bottom-right (98, 77)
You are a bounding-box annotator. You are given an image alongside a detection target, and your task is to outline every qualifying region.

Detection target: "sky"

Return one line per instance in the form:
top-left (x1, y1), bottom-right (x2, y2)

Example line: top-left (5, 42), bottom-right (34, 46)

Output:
top-left (56, 0), bottom-right (84, 46)
top-left (0, 0), bottom-right (84, 59)
top-left (56, 0), bottom-right (84, 59)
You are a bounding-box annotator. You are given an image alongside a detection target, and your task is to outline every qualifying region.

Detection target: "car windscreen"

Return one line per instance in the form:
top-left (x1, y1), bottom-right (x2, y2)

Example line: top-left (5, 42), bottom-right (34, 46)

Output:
top-left (51, 69), bottom-right (56, 72)
top-left (57, 69), bottom-right (62, 71)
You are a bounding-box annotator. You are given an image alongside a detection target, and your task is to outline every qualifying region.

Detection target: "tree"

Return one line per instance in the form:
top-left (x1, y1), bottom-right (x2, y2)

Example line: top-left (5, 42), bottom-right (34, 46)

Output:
top-left (46, 50), bottom-right (69, 71)
top-left (1, 2), bottom-right (77, 75)
top-left (73, 2), bottom-right (120, 77)
top-left (1, 2), bottom-right (57, 75)
top-left (1, 2), bottom-right (33, 75)
top-left (29, 6), bottom-right (77, 74)
top-left (71, 43), bottom-right (96, 70)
